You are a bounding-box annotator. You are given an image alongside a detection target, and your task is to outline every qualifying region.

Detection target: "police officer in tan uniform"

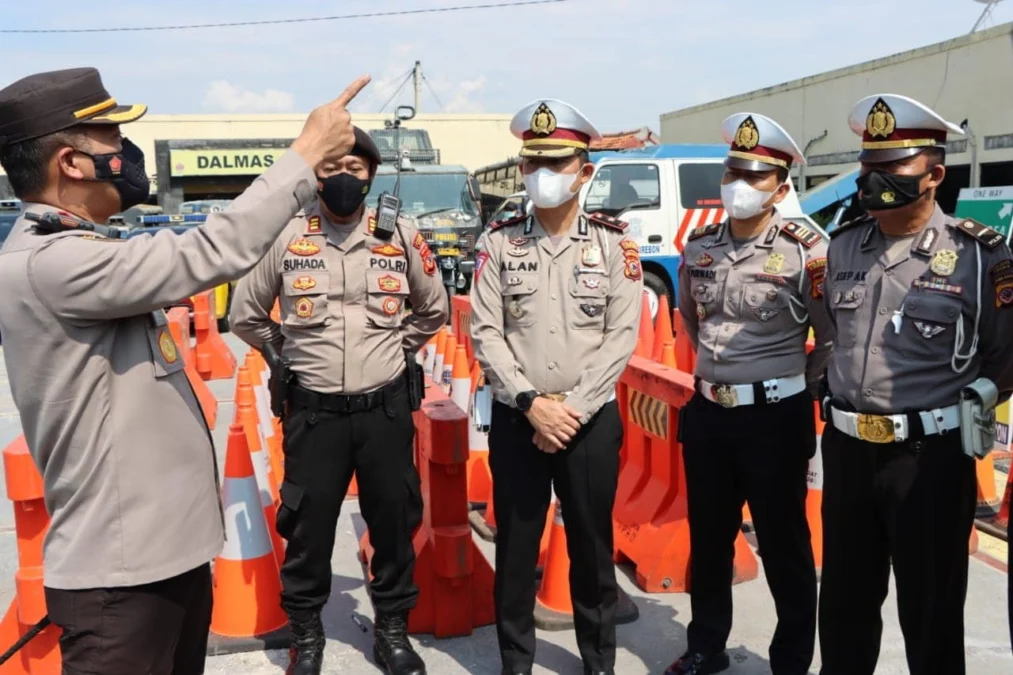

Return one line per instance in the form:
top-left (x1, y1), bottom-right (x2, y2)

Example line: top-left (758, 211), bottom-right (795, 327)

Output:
top-left (818, 94), bottom-right (1013, 675)
top-left (229, 127), bottom-right (447, 675)
top-left (668, 114), bottom-right (831, 675)
top-left (470, 99), bottom-right (642, 675)
top-left (0, 67), bottom-right (369, 674)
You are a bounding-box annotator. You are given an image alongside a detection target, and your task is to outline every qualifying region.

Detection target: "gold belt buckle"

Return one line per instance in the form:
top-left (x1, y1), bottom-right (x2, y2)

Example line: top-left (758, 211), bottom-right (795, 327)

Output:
top-left (711, 384), bottom-right (739, 408)
top-left (543, 393), bottom-right (567, 402)
top-left (856, 414), bottom-right (896, 443)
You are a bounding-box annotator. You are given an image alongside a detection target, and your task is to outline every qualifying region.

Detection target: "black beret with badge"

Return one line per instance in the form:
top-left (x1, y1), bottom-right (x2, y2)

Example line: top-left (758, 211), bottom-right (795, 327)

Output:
top-left (350, 126), bottom-right (382, 166)
top-left (0, 67), bottom-right (147, 147)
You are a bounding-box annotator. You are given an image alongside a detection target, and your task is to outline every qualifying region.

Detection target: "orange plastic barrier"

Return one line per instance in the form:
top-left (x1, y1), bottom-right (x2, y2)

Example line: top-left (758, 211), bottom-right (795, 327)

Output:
top-left (651, 295), bottom-right (674, 363)
top-left (192, 291), bottom-right (237, 381)
top-left (360, 379), bottom-right (495, 637)
top-left (167, 307), bottom-right (218, 429)
top-left (671, 311), bottom-right (696, 375)
top-left (612, 356), bottom-right (759, 592)
top-left (0, 436), bottom-right (61, 675)
top-left (975, 454), bottom-right (1000, 517)
top-left (451, 296), bottom-right (474, 366)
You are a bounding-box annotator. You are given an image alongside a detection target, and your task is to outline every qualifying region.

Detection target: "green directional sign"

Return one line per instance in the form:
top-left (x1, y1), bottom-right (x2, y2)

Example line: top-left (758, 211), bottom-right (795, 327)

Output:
top-left (954, 186), bottom-right (1013, 242)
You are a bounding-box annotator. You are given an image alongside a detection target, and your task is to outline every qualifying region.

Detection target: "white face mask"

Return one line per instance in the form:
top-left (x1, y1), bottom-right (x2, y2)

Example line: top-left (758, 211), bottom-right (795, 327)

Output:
top-left (720, 179), bottom-right (776, 220)
top-left (523, 167), bottom-right (580, 209)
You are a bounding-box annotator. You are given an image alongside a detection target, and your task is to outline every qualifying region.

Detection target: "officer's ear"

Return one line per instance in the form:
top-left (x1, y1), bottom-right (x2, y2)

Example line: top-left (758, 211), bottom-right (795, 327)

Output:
top-left (922, 148), bottom-right (947, 191)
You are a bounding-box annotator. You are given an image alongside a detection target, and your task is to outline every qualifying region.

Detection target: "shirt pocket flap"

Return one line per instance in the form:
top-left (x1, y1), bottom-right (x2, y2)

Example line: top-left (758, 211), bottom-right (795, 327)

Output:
top-left (905, 293), bottom-right (961, 324)
top-left (568, 274), bottom-right (609, 299)
top-left (831, 283), bottom-right (867, 310)
top-left (743, 283), bottom-right (789, 309)
top-left (366, 270), bottom-right (410, 297)
top-left (501, 272), bottom-right (539, 297)
top-left (282, 271), bottom-right (329, 297)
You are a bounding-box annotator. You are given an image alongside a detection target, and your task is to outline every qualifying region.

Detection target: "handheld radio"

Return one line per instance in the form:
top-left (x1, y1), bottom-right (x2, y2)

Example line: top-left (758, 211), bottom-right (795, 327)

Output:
top-left (373, 105), bottom-right (416, 241)
top-left (25, 211), bottom-right (125, 239)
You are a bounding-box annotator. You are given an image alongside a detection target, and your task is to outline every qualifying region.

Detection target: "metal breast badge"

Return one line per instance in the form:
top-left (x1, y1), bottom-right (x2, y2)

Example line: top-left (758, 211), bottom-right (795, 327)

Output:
top-left (763, 253), bottom-right (785, 275)
top-left (930, 249), bottom-right (958, 277)
top-left (508, 299), bottom-right (524, 319)
top-left (581, 245), bottom-right (602, 267)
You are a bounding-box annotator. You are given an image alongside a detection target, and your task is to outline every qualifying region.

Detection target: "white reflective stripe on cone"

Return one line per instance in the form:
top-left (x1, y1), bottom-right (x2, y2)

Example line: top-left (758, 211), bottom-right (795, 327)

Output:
top-left (423, 344), bottom-right (437, 377)
top-left (249, 446), bottom-right (274, 508)
top-left (451, 377), bottom-right (471, 412)
top-left (807, 436), bottom-right (823, 491)
top-left (220, 476), bottom-right (274, 561)
top-left (258, 370), bottom-right (275, 440)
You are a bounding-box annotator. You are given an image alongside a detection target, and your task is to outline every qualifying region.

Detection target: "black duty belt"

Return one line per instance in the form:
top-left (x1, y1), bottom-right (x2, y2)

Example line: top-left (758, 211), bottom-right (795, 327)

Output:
top-left (289, 377), bottom-right (405, 414)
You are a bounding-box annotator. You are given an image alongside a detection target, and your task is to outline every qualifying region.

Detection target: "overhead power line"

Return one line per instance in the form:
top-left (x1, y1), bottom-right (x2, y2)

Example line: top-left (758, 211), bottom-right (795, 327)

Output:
top-left (1, 0), bottom-right (571, 34)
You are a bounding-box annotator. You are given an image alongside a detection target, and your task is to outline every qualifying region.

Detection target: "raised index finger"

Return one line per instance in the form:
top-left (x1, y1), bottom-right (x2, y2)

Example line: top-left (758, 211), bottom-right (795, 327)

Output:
top-left (333, 74), bottom-right (372, 108)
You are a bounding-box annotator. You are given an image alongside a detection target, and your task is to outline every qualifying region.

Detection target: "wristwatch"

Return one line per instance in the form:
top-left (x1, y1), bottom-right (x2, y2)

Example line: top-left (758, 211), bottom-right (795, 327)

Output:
top-left (515, 390), bottom-right (539, 413)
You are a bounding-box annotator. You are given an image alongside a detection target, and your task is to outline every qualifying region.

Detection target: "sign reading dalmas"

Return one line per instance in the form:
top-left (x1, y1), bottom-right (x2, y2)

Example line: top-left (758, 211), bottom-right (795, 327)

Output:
top-left (169, 149), bottom-right (288, 177)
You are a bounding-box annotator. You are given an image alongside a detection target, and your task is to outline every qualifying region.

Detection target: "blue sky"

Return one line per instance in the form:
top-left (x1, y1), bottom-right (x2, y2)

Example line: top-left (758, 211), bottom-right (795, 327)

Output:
top-left (1, 0), bottom-right (1010, 132)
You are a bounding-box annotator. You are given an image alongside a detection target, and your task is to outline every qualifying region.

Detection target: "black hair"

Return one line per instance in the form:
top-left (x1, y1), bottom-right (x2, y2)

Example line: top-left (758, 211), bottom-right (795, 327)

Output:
top-left (923, 146), bottom-right (946, 168)
top-left (776, 167), bottom-right (790, 184)
top-left (577, 149), bottom-right (590, 165)
top-left (0, 129), bottom-right (85, 199)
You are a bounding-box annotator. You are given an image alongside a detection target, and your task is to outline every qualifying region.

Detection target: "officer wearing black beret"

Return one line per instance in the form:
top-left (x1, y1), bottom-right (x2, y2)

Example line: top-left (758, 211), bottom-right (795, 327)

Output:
top-left (0, 67), bottom-right (369, 674)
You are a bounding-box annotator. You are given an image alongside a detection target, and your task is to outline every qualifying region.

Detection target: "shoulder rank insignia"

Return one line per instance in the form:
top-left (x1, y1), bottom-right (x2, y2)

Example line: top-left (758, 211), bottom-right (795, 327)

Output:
top-left (953, 218), bottom-right (1006, 249)
top-left (780, 221), bottom-right (821, 248)
top-left (488, 214), bottom-right (529, 231)
top-left (687, 223), bottom-right (721, 241)
top-left (305, 215), bottom-right (322, 234)
top-left (588, 212), bottom-right (629, 233)
top-left (829, 214), bottom-right (874, 239)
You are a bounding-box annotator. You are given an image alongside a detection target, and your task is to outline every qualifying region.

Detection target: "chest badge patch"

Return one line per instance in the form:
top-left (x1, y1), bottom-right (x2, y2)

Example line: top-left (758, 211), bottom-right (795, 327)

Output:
top-left (763, 252), bottom-right (785, 274)
top-left (507, 247), bottom-right (529, 258)
top-left (509, 237), bottom-right (528, 246)
top-left (377, 274), bottom-right (402, 293)
top-left (695, 252), bottom-right (714, 267)
top-left (752, 307), bottom-right (779, 322)
top-left (508, 299), bottom-right (524, 319)
top-left (583, 278), bottom-right (601, 290)
top-left (624, 259), bottom-right (643, 281)
top-left (292, 276), bottom-right (316, 291)
top-left (288, 239), bottom-right (321, 257)
top-left (158, 330), bottom-right (178, 364)
top-left (372, 244), bottom-right (404, 257)
top-left (507, 276), bottom-right (523, 286)
top-left (913, 321), bottom-right (946, 339)
top-left (580, 303), bottom-right (605, 318)
top-left (765, 289), bottom-right (778, 302)
top-left (930, 249), bottom-right (958, 277)
top-left (581, 245), bottom-right (602, 267)
top-left (382, 297), bottom-right (400, 315)
top-left (295, 297), bottom-right (315, 318)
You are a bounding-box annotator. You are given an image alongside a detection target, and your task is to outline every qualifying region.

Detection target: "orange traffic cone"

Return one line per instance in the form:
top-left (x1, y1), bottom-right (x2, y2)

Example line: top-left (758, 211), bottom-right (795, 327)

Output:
top-left (441, 334), bottom-right (458, 394)
top-left (976, 454), bottom-right (1001, 517)
top-left (807, 401), bottom-right (825, 572)
top-left (210, 422), bottom-right (288, 639)
top-left (534, 499), bottom-right (572, 624)
top-left (423, 332), bottom-right (439, 378)
top-left (466, 363), bottom-right (492, 505)
top-left (652, 295), bottom-right (673, 363)
top-left (450, 345), bottom-right (471, 412)
top-left (537, 500), bottom-right (556, 569)
top-left (432, 328), bottom-right (448, 384)
top-left (659, 340), bottom-right (677, 368)
top-left (634, 292), bottom-right (654, 358)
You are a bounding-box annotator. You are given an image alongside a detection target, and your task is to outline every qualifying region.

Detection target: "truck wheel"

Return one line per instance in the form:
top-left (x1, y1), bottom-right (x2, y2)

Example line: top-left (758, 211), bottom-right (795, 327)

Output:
top-left (643, 271), bottom-right (671, 321)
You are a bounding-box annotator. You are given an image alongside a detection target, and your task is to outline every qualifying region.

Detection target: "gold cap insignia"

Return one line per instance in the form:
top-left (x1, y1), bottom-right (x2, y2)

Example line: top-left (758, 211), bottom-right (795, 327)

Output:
top-left (158, 330), bottom-right (178, 364)
top-left (866, 98), bottom-right (896, 139)
top-left (734, 116), bottom-right (760, 151)
top-left (530, 103), bottom-right (557, 137)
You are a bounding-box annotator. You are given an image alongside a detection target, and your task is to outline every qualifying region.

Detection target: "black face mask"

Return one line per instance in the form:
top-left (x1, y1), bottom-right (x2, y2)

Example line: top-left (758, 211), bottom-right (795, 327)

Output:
top-left (76, 138), bottom-right (151, 212)
top-left (317, 173), bottom-right (371, 218)
top-left (856, 169), bottom-right (931, 211)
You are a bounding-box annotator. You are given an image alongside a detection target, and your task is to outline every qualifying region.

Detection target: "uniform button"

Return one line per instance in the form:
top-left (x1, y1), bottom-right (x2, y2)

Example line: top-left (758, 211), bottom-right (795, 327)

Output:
top-left (550, 327), bottom-right (557, 334)
top-left (553, 259), bottom-right (558, 265)
top-left (885, 269), bottom-right (893, 275)
top-left (863, 388), bottom-right (873, 397)
top-left (948, 308), bottom-right (958, 318)
top-left (871, 347), bottom-right (880, 354)
top-left (551, 294), bottom-right (557, 300)
top-left (548, 362), bottom-right (557, 370)
top-left (878, 307), bottom-right (888, 315)
top-left (908, 299), bottom-right (917, 309)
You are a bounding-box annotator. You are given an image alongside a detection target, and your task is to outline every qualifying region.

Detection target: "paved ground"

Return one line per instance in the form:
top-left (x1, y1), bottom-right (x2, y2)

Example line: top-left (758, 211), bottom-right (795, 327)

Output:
top-left (1, 333), bottom-right (1011, 673)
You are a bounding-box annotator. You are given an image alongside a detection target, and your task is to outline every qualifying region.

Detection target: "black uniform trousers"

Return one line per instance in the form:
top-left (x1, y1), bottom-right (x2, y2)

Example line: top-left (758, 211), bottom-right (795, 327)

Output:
top-left (818, 422), bottom-right (976, 675)
top-left (276, 377), bottom-right (423, 619)
top-left (681, 390), bottom-right (817, 675)
top-left (45, 563), bottom-right (212, 675)
top-left (489, 400), bottom-right (622, 672)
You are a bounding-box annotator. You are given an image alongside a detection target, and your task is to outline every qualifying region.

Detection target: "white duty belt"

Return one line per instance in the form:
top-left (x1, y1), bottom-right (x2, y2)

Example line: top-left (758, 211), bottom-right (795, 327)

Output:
top-left (829, 404), bottom-right (960, 444)
top-left (697, 373), bottom-right (807, 408)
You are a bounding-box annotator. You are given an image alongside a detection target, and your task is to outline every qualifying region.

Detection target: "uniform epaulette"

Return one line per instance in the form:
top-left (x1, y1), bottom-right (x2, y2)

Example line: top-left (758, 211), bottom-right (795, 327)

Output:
top-left (588, 212), bottom-right (628, 233)
top-left (687, 223), bottom-right (721, 241)
top-left (780, 221), bottom-right (822, 249)
top-left (951, 218), bottom-right (1006, 249)
top-left (304, 214), bottom-right (322, 234)
top-left (488, 214), bottom-right (529, 231)
top-left (829, 214), bottom-right (874, 239)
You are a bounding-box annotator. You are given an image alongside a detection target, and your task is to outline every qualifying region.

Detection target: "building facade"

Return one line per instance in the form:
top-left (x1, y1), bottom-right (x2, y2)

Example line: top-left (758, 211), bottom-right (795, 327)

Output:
top-left (0, 113), bottom-right (516, 210)
top-left (659, 22), bottom-right (1013, 209)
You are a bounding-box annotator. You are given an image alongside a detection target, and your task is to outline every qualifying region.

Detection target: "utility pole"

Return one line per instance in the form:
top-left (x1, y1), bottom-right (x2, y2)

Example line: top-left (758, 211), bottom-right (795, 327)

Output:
top-left (413, 61), bottom-right (423, 114)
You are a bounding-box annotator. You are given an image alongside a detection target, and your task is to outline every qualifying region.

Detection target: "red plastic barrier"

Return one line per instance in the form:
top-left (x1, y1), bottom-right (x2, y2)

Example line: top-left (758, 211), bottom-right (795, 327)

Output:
top-left (612, 356), bottom-right (759, 592)
top-left (192, 291), bottom-right (236, 381)
top-left (359, 377), bottom-right (494, 637)
top-left (167, 307), bottom-right (218, 429)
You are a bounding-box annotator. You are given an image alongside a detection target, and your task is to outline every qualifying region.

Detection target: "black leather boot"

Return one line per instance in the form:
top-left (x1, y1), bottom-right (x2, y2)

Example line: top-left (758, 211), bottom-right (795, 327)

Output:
top-left (286, 612), bottom-right (325, 675)
top-left (373, 612), bottom-right (426, 675)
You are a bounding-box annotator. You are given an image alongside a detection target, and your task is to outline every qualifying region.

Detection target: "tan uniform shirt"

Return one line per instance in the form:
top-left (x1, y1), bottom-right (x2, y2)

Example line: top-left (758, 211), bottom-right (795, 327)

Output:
top-left (470, 211), bottom-right (642, 422)
top-left (677, 211), bottom-right (834, 394)
top-left (825, 205), bottom-right (1013, 413)
top-left (229, 205), bottom-right (448, 394)
top-left (0, 151), bottom-right (317, 589)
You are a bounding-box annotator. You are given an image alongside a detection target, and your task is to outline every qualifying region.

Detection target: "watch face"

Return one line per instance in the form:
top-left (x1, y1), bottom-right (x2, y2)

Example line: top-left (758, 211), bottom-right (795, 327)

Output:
top-left (516, 391), bottom-right (534, 411)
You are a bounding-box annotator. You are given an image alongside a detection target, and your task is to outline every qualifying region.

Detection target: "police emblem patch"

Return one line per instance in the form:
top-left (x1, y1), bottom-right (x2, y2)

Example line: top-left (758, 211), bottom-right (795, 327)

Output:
top-left (913, 321), bottom-right (946, 339)
top-left (582, 278), bottom-right (601, 290)
top-left (158, 330), bottom-right (177, 364)
top-left (413, 232), bottom-right (426, 250)
top-left (288, 239), bottom-right (321, 257)
top-left (372, 244), bottom-right (404, 257)
top-left (382, 297), bottom-right (400, 315)
top-left (377, 274), bottom-right (402, 293)
top-left (580, 304), bottom-right (605, 318)
top-left (508, 276), bottom-right (522, 286)
top-left (530, 102), bottom-right (557, 136)
top-left (292, 276), bottom-right (316, 291)
top-left (752, 307), bottom-right (778, 322)
top-left (763, 253), bottom-right (785, 274)
top-left (422, 254), bottom-right (437, 276)
top-left (295, 297), bottom-right (314, 318)
top-left (508, 299), bottom-right (524, 319)
top-left (866, 98), bottom-right (897, 139)
top-left (474, 251), bottom-right (489, 282)
top-left (624, 259), bottom-right (642, 281)
top-left (695, 252), bottom-right (714, 267)
top-left (734, 116), bottom-right (760, 150)
top-left (930, 249), bottom-right (958, 277)
top-left (581, 245), bottom-right (602, 267)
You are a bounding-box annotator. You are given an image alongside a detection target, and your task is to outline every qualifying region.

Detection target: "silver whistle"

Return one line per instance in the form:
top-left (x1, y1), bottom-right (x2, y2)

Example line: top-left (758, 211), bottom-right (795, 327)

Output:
top-left (891, 302), bottom-right (905, 335)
